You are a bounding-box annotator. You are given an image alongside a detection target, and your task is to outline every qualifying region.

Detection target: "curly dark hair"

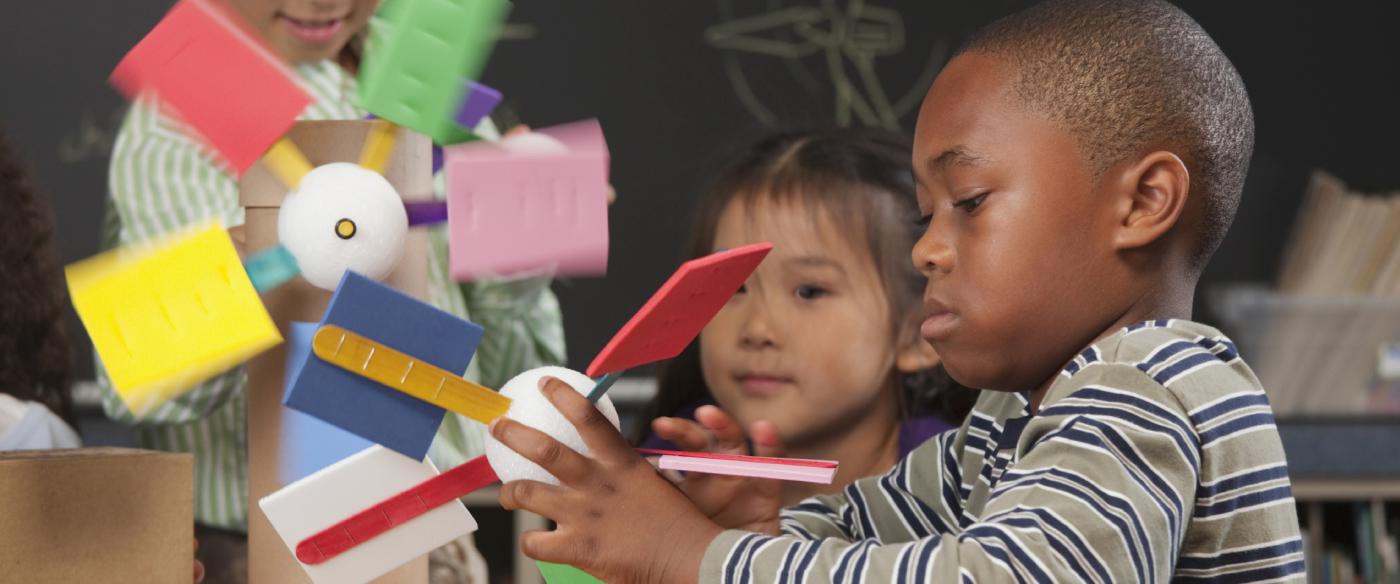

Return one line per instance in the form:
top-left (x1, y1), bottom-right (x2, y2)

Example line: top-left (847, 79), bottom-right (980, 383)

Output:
top-left (632, 127), bottom-right (978, 445)
top-left (0, 128), bottom-right (75, 427)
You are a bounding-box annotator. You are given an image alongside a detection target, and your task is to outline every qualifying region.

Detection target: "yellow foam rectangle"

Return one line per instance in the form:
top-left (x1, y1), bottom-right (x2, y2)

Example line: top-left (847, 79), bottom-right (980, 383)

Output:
top-left (358, 119), bottom-right (399, 175)
top-left (311, 325), bottom-right (511, 424)
top-left (264, 137), bottom-right (314, 189)
top-left (66, 221), bottom-right (282, 415)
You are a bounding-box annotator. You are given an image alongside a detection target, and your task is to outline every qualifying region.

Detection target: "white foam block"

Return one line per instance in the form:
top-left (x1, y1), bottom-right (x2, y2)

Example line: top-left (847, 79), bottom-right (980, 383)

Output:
top-left (259, 445), bottom-right (478, 584)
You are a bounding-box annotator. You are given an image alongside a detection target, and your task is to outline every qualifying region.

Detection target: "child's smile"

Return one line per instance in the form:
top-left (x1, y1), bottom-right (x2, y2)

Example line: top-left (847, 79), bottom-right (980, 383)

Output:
top-left (228, 0), bottom-right (377, 64)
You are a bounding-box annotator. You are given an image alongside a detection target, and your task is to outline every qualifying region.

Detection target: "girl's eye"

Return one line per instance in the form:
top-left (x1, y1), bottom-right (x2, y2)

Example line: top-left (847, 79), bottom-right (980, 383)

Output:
top-left (954, 192), bottom-right (989, 214)
top-left (795, 284), bottom-right (828, 300)
top-left (735, 283), bottom-right (748, 294)
top-left (914, 214), bottom-right (932, 227)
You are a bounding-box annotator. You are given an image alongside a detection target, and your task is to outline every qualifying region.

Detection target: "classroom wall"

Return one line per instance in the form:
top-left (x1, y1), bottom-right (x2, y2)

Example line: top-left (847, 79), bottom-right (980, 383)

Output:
top-left (0, 0), bottom-right (1396, 379)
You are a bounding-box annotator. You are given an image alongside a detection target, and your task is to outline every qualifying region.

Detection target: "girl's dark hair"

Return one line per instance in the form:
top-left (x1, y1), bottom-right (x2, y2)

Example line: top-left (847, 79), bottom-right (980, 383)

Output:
top-left (632, 127), bottom-right (976, 445)
top-left (0, 129), bottom-right (75, 427)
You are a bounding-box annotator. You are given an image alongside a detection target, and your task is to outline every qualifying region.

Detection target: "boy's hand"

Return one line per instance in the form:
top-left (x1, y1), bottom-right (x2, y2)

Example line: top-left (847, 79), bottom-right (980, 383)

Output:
top-left (650, 406), bottom-right (785, 534)
top-left (493, 377), bottom-right (724, 584)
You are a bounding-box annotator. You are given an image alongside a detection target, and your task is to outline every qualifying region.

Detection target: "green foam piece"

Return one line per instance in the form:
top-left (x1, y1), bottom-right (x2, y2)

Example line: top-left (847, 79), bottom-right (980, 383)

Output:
top-left (360, 0), bottom-right (510, 145)
top-left (537, 562), bottom-right (602, 584)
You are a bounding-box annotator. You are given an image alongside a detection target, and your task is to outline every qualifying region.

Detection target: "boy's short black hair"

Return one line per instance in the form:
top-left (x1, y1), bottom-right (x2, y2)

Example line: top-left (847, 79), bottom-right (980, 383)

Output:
top-left (957, 0), bottom-right (1254, 269)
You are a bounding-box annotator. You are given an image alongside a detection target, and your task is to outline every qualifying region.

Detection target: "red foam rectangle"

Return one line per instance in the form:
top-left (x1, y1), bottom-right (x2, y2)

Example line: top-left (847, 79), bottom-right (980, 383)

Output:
top-left (585, 243), bottom-right (773, 377)
top-left (110, 0), bottom-right (311, 174)
top-left (295, 455), bottom-right (498, 565)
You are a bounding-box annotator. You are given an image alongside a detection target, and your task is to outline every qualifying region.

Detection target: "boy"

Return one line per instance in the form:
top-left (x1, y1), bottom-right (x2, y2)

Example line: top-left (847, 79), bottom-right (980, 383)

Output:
top-left (489, 0), bottom-right (1305, 581)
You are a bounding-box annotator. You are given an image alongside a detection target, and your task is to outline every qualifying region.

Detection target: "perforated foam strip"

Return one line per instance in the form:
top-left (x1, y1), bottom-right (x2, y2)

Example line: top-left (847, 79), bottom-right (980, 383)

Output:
top-left (637, 448), bottom-right (838, 484)
top-left (311, 324), bottom-right (511, 424)
top-left (295, 455), bottom-right (498, 565)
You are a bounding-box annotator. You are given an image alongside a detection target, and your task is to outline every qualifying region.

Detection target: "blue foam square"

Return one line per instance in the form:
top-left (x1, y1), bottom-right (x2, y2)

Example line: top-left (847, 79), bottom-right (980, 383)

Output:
top-left (278, 321), bottom-right (375, 484)
top-left (283, 271), bottom-right (484, 460)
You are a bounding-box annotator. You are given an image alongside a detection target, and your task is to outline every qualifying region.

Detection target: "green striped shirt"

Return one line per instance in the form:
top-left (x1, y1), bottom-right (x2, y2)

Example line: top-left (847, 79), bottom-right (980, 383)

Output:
top-left (99, 59), bottom-right (565, 531)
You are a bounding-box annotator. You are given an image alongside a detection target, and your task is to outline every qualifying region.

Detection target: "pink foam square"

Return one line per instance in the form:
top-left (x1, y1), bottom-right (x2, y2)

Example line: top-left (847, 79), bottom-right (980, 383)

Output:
top-left (443, 120), bottom-right (610, 280)
top-left (110, 0), bottom-right (311, 174)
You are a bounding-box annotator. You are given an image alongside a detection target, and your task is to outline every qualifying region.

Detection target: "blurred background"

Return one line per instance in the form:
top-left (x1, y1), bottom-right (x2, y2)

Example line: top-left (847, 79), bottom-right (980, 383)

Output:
top-left (1, 1), bottom-right (1397, 582)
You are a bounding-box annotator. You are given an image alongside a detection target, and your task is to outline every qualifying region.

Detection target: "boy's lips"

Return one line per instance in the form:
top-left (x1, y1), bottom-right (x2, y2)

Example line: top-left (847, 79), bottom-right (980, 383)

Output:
top-left (734, 371), bottom-right (794, 397)
top-left (277, 12), bottom-right (348, 44)
top-left (921, 297), bottom-right (958, 341)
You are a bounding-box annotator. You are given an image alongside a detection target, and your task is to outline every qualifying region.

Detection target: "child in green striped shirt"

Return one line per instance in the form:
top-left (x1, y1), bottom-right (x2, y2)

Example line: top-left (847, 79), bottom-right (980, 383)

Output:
top-left (99, 0), bottom-right (563, 579)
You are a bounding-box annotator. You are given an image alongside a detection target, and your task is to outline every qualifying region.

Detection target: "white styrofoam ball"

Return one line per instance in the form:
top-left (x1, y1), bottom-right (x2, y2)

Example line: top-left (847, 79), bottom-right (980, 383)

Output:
top-left (498, 132), bottom-right (569, 156)
top-left (277, 162), bottom-right (408, 290)
top-left (484, 366), bottom-right (619, 485)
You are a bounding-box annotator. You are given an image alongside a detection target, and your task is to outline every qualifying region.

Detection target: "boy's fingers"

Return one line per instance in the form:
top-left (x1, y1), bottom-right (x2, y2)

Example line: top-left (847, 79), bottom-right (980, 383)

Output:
top-left (694, 405), bottom-right (748, 453)
top-left (517, 529), bottom-right (579, 566)
top-left (519, 528), bottom-right (607, 575)
top-left (652, 417), bottom-right (716, 452)
top-left (499, 479), bottom-right (577, 520)
top-left (538, 377), bottom-right (633, 461)
top-left (490, 417), bottom-right (593, 486)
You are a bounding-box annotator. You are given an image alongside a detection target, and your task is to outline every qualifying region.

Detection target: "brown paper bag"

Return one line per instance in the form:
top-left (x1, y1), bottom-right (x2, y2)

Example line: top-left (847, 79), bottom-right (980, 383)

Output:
top-left (0, 448), bottom-right (193, 583)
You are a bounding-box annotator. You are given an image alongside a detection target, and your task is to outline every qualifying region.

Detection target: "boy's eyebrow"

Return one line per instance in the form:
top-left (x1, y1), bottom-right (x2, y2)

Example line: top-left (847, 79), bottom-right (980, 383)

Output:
top-left (929, 145), bottom-right (989, 171)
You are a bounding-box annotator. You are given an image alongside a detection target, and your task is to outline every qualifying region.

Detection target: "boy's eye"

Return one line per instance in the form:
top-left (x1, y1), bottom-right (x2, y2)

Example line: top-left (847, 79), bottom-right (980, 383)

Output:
top-left (795, 284), bottom-right (828, 300)
top-left (735, 283), bottom-right (748, 294)
top-left (914, 213), bottom-right (932, 227)
top-left (954, 192), bottom-right (989, 213)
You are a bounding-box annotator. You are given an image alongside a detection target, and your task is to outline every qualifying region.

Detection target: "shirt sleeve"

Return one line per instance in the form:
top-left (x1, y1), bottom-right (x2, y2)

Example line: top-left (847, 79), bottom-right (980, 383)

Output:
top-left (457, 275), bottom-right (566, 389)
top-left (97, 99), bottom-right (246, 425)
top-left (700, 366), bottom-right (1199, 583)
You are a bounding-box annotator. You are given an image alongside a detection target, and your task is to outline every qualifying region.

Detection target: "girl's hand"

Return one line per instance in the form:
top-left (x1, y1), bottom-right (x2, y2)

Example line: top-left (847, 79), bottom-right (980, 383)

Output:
top-left (649, 406), bottom-right (786, 534)
top-left (493, 377), bottom-right (724, 584)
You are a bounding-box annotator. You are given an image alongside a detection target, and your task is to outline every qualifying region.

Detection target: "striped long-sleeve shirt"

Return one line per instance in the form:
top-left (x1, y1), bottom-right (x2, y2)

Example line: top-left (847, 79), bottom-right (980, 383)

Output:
top-left (99, 59), bottom-right (566, 531)
top-left (701, 319), bottom-right (1304, 583)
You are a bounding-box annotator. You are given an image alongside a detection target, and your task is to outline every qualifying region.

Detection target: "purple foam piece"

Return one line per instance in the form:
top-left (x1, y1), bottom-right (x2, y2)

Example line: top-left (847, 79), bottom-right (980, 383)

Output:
top-left (454, 81), bottom-right (503, 130)
top-left (405, 201), bottom-right (449, 226)
top-left (432, 144), bottom-right (444, 175)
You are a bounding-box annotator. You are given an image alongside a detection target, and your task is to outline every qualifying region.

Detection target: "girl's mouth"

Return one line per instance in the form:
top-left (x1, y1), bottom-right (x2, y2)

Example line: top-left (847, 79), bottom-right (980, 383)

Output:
top-left (278, 12), bottom-right (348, 44)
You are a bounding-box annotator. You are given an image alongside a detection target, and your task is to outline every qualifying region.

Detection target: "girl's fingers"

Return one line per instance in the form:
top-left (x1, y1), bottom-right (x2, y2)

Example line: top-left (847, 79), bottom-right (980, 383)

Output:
top-left (537, 377), bottom-right (635, 462)
top-left (490, 416), bottom-right (594, 486)
top-left (749, 420), bottom-right (786, 458)
top-left (499, 479), bottom-right (581, 521)
top-left (651, 417), bottom-right (716, 452)
top-left (694, 405), bottom-right (748, 453)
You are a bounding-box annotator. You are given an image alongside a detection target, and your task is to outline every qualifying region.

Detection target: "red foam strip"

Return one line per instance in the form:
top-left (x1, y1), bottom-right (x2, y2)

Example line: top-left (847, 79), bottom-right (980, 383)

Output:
top-left (586, 243), bottom-right (773, 377)
top-left (109, 0), bottom-right (311, 174)
top-left (295, 455), bottom-right (498, 565)
top-left (637, 448), bottom-right (838, 469)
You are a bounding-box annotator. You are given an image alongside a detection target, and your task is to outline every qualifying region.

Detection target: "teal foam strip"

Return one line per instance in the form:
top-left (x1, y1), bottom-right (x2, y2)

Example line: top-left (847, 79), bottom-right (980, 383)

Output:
top-left (245, 244), bottom-right (300, 293)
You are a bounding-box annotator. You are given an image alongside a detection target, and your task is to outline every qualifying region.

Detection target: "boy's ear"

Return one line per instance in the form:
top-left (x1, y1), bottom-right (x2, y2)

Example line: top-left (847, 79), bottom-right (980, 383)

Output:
top-left (1109, 150), bottom-right (1191, 251)
top-left (896, 334), bottom-right (941, 374)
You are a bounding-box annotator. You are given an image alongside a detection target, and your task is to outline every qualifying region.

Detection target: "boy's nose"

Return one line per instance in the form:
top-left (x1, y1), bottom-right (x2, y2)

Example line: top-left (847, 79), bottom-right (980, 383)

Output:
top-left (912, 225), bottom-right (955, 277)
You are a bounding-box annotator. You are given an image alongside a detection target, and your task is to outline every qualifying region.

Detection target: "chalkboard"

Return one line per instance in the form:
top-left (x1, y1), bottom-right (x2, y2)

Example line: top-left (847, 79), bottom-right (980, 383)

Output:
top-left (1, 0), bottom-right (1398, 379)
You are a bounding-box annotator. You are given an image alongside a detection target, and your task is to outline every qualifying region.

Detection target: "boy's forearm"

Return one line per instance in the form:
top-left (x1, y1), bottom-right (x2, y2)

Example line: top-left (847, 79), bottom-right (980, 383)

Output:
top-left (658, 521), bottom-right (724, 584)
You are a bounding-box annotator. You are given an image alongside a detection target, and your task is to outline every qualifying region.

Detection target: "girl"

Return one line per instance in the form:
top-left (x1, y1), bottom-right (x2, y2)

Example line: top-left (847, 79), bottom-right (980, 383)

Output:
top-left (0, 128), bottom-right (79, 452)
top-left (636, 128), bottom-right (976, 506)
top-left (103, 1), bottom-right (561, 580)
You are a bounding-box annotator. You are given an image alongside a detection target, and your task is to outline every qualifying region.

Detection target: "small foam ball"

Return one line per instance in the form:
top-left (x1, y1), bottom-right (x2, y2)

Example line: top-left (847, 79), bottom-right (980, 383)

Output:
top-left (498, 132), bottom-right (569, 156)
top-left (484, 366), bottom-right (619, 485)
top-left (277, 162), bottom-right (408, 291)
